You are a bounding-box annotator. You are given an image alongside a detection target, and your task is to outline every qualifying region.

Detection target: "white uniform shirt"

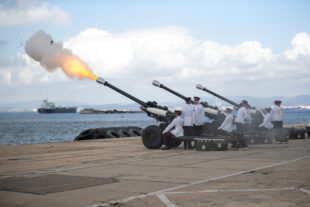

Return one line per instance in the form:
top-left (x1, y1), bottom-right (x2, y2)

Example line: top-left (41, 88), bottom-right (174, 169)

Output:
top-left (259, 113), bottom-right (273, 129)
top-left (270, 105), bottom-right (284, 121)
top-left (218, 114), bottom-right (234, 132)
top-left (193, 104), bottom-right (205, 126)
top-left (235, 107), bottom-right (251, 124)
top-left (162, 116), bottom-right (184, 137)
top-left (182, 103), bottom-right (194, 126)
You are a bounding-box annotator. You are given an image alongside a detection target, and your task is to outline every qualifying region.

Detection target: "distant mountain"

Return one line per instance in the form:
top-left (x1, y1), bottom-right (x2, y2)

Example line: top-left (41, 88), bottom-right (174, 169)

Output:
top-left (225, 95), bottom-right (310, 108)
top-left (0, 95), bottom-right (310, 112)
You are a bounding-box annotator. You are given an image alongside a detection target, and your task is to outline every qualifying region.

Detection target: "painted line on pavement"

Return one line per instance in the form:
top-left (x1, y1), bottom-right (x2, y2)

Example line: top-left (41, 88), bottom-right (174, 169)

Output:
top-left (165, 187), bottom-right (295, 194)
top-left (86, 155), bottom-right (310, 207)
top-left (159, 187), bottom-right (295, 207)
top-left (156, 193), bottom-right (178, 207)
top-left (299, 188), bottom-right (310, 194)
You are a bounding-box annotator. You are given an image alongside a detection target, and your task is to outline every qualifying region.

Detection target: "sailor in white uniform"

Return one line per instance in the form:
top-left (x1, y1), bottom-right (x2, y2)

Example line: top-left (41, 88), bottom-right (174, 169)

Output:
top-left (161, 107), bottom-right (184, 150)
top-left (217, 108), bottom-right (234, 134)
top-left (270, 100), bottom-right (284, 128)
top-left (193, 96), bottom-right (205, 136)
top-left (259, 108), bottom-right (273, 130)
top-left (235, 100), bottom-right (251, 147)
top-left (182, 97), bottom-right (194, 149)
top-left (235, 101), bottom-right (251, 126)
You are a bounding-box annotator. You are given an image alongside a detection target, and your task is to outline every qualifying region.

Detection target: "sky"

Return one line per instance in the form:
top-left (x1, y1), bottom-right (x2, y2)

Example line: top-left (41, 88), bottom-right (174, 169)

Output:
top-left (0, 0), bottom-right (310, 106)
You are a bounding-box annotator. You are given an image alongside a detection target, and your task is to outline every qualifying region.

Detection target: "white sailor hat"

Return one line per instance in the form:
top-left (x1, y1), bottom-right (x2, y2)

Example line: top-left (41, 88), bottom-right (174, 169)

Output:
top-left (225, 108), bottom-right (232, 112)
top-left (174, 107), bottom-right (182, 112)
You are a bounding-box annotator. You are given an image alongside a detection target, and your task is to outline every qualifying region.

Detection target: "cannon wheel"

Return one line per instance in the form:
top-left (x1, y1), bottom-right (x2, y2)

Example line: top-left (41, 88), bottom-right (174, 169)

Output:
top-left (142, 125), bottom-right (163, 149)
top-left (273, 128), bottom-right (288, 142)
top-left (159, 123), bottom-right (182, 148)
top-left (168, 138), bottom-right (182, 148)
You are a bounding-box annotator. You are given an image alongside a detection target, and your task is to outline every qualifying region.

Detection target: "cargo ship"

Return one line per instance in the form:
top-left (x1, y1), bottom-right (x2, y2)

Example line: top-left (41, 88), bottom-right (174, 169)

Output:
top-left (37, 99), bottom-right (77, 114)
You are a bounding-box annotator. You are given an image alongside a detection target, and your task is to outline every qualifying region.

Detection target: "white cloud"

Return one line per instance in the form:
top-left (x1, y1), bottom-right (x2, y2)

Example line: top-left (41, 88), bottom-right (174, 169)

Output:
top-left (64, 27), bottom-right (309, 80)
top-left (0, 0), bottom-right (70, 26)
top-left (284, 32), bottom-right (310, 59)
top-left (2, 27), bottom-right (310, 104)
top-left (63, 28), bottom-right (310, 100)
top-left (0, 70), bottom-right (11, 86)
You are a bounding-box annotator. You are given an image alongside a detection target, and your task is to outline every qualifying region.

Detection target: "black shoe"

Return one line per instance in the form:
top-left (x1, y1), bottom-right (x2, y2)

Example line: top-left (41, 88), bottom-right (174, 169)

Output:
top-left (161, 146), bottom-right (170, 150)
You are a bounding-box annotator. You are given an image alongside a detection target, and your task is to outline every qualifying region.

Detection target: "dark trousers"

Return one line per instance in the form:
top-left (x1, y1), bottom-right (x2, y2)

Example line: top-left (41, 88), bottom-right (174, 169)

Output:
top-left (183, 126), bottom-right (193, 149)
top-left (193, 125), bottom-right (203, 136)
top-left (271, 121), bottom-right (283, 128)
top-left (235, 123), bottom-right (247, 147)
top-left (163, 132), bottom-right (174, 147)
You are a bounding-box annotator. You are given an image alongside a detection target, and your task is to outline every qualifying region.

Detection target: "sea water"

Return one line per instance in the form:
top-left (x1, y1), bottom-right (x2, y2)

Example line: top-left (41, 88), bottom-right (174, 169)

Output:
top-left (0, 109), bottom-right (309, 146)
top-left (0, 112), bottom-right (157, 146)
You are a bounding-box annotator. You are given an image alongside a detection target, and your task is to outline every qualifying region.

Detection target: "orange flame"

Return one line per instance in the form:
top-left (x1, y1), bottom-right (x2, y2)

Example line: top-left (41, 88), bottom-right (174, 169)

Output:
top-left (61, 56), bottom-right (97, 80)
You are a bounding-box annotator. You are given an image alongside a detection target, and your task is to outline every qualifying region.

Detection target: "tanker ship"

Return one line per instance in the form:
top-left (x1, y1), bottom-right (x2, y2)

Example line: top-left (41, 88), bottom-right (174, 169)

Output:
top-left (37, 99), bottom-right (77, 114)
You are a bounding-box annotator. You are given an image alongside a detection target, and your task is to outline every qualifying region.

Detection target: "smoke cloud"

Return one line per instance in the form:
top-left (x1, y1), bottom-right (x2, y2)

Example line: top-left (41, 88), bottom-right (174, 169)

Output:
top-left (25, 30), bottom-right (95, 79)
top-left (25, 30), bottom-right (62, 72)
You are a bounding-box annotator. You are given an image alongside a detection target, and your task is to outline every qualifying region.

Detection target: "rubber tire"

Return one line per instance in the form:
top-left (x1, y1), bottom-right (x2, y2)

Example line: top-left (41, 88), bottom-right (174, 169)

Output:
top-left (273, 128), bottom-right (288, 142)
top-left (288, 129), bottom-right (297, 139)
top-left (297, 130), bottom-right (305, 139)
top-left (118, 128), bottom-right (131, 137)
top-left (106, 129), bottom-right (121, 138)
top-left (94, 128), bottom-right (108, 139)
top-left (158, 123), bottom-right (182, 147)
top-left (168, 138), bottom-right (182, 148)
top-left (74, 129), bottom-right (97, 141)
top-left (142, 125), bottom-right (163, 149)
top-left (128, 128), bottom-right (142, 136)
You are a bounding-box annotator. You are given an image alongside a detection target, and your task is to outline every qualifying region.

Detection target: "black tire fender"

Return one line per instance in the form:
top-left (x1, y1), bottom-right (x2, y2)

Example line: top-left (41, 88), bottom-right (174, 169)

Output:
top-left (94, 128), bottom-right (108, 139)
top-left (142, 125), bottom-right (163, 149)
top-left (74, 129), bottom-right (96, 141)
top-left (128, 128), bottom-right (142, 136)
top-left (118, 128), bottom-right (131, 137)
top-left (106, 129), bottom-right (121, 138)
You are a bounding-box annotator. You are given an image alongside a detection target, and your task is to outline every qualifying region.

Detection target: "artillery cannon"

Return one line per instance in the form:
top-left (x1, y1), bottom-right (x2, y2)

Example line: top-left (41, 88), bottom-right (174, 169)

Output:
top-left (96, 77), bottom-right (182, 149)
top-left (196, 84), bottom-right (239, 108)
top-left (196, 84), bottom-right (263, 130)
top-left (196, 84), bottom-right (291, 143)
top-left (152, 80), bottom-right (225, 134)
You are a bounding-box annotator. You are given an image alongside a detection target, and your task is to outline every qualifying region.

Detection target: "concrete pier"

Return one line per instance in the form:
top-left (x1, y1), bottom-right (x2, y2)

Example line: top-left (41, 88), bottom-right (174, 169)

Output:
top-left (0, 137), bottom-right (309, 207)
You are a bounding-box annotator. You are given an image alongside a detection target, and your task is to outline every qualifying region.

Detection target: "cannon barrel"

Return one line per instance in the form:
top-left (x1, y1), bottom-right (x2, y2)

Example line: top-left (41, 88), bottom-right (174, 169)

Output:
top-left (97, 77), bottom-right (147, 107)
top-left (153, 80), bottom-right (226, 133)
top-left (152, 80), bottom-right (222, 117)
top-left (196, 84), bottom-right (239, 108)
top-left (96, 77), bottom-right (181, 149)
top-left (96, 77), bottom-right (173, 123)
top-left (196, 84), bottom-right (262, 128)
top-left (152, 80), bottom-right (194, 104)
